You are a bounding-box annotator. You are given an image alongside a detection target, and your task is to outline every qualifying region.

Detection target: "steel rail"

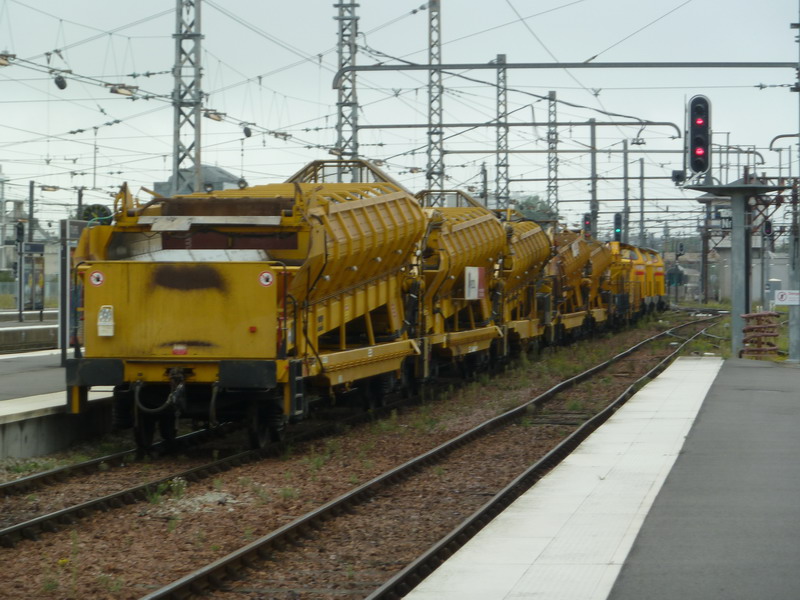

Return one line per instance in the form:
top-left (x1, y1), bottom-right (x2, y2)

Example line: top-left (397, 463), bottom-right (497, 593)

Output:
top-left (368, 320), bottom-right (719, 599)
top-left (0, 426), bottom-right (228, 498)
top-left (0, 415), bottom-right (361, 547)
top-left (0, 447), bottom-right (254, 548)
top-left (142, 315), bottom-right (719, 600)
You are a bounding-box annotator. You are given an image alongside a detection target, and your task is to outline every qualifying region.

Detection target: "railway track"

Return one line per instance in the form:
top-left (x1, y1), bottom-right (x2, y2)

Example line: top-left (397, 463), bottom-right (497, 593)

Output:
top-left (0, 428), bottom-right (247, 542)
top-left (0, 413), bottom-right (364, 547)
top-left (0, 426), bottom-right (231, 499)
top-left (0, 313), bottom-right (722, 598)
top-left (0, 385), bottom-right (429, 547)
top-left (137, 315), bottom-right (720, 600)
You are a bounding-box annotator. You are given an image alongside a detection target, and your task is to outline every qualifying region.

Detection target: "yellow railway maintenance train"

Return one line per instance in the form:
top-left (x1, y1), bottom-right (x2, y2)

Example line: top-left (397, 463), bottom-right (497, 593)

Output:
top-left (66, 160), bottom-right (666, 451)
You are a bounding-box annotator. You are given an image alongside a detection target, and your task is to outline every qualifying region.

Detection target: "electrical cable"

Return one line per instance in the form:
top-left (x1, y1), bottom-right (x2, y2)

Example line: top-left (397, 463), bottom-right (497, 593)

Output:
top-left (583, 0), bottom-right (696, 63)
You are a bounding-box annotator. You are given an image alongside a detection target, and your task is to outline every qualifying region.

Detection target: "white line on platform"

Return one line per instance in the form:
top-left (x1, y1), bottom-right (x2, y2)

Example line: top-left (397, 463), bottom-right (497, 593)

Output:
top-left (0, 349), bottom-right (63, 360)
top-left (405, 356), bottom-right (724, 600)
top-left (0, 390), bottom-right (112, 424)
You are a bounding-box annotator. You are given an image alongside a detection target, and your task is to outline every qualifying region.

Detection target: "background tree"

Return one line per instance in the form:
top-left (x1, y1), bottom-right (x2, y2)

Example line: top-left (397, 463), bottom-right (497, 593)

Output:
top-left (513, 194), bottom-right (559, 222)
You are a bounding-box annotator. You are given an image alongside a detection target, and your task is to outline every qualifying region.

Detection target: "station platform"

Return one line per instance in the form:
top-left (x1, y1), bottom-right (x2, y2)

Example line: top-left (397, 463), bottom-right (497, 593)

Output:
top-left (0, 311), bottom-right (59, 353)
top-left (0, 309), bottom-right (57, 322)
top-left (405, 356), bottom-right (800, 600)
top-left (0, 350), bottom-right (111, 458)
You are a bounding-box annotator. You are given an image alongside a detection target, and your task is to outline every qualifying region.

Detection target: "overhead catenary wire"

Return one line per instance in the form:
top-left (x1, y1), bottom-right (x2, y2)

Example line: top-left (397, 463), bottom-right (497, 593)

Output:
top-left (0, 1), bottom-right (791, 237)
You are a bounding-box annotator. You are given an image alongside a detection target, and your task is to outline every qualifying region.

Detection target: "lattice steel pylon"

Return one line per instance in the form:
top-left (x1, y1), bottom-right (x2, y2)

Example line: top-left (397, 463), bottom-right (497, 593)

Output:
top-left (495, 54), bottom-right (509, 210)
top-left (171, 0), bottom-right (204, 195)
top-left (426, 0), bottom-right (444, 205)
top-left (335, 1), bottom-right (359, 181)
top-left (546, 90), bottom-right (559, 213)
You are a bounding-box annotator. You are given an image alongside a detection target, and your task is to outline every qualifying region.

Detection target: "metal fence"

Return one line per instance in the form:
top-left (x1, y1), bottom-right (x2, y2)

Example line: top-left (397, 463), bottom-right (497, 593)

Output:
top-left (0, 280), bottom-right (60, 309)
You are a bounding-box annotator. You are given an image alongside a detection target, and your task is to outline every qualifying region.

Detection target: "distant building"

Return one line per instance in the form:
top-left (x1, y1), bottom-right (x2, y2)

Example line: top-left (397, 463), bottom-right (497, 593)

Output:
top-left (153, 165), bottom-right (243, 196)
top-left (692, 188), bottom-right (789, 306)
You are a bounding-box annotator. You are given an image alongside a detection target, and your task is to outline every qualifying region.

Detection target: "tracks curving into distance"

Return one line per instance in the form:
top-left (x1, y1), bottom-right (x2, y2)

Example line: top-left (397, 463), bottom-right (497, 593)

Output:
top-left (0, 415), bottom-right (352, 547)
top-left (139, 315), bottom-right (721, 600)
top-left (0, 389), bottom-right (414, 548)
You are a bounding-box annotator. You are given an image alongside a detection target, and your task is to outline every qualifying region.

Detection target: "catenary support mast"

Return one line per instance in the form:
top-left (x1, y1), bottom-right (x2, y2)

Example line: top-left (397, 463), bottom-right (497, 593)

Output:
top-left (547, 91), bottom-right (559, 214)
top-left (426, 0), bottom-right (444, 205)
top-left (171, 0), bottom-right (204, 195)
top-left (495, 54), bottom-right (509, 210)
top-left (335, 1), bottom-right (359, 181)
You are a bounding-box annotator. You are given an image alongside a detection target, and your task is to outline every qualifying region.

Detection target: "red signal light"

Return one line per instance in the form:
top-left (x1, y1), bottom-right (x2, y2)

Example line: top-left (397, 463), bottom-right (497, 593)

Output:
top-left (687, 95), bottom-right (711, 174)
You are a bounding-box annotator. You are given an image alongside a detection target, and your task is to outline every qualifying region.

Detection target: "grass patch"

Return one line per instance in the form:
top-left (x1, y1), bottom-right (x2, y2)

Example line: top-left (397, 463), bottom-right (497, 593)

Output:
top-left (410, 405), bottom-right (439, 433)
top-left (96, 573), bottom-right (125, 593)
top-left (0, 429), bottom-right (133, 483)
top-left (371, 409), bottom-right (401, 434)
top-left (146, 477), bottom-right (187, 504)
top-left (279, 487), bottom-right (298, 501)
top-left (566, 399), bottom-right (585, 412)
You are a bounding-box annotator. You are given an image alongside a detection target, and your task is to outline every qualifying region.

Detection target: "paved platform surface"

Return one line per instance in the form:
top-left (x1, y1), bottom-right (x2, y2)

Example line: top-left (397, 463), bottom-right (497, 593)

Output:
top-left (0, 349), bottom-right (108, 424)
top-left (0, 349), bottom-right (110, 457)
top-left (405, 357), bottom-right (800, 600)
top-left (0, 349), bottom-right (66, 401)
top-left (0, 312), bottom-right (60, 353)
top-left (608, 358), bottom-right (800, 600)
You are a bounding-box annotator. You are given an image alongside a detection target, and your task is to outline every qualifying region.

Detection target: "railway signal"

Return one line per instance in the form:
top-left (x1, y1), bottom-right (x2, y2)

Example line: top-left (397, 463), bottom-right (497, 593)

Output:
top-left (613, 213), bottom-right (622, 242)
top-left (583, 213), bottom-right (592, 239)
top-left (687, 95), bottom-right (711, 174)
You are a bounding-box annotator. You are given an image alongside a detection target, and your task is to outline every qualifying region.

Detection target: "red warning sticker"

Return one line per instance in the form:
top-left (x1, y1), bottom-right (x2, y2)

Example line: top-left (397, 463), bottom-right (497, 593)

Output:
top-left (89, 271), bottom-right (105, 286)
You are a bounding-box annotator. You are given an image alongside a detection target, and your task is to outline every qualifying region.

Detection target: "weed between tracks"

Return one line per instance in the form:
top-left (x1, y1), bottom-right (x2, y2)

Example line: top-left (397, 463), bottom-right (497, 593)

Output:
top-left (0, 314), bottom-right (699, 486)
top-left (0, 431), bottom-right (132, 483)
top-left (145, 477), bottom-right (187, 505)
top-left (0, 312), bottom-right (713, 600)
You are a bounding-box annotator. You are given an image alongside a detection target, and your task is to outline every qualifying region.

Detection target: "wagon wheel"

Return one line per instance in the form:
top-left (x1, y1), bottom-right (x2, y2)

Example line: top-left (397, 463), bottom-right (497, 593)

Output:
top-left (553, 323), bottom-right (566, 346)
top-left (134, 385), bottom-right (175, 456)
top-left (401, 358), bottom-right (419, 398)
top-left (363, 373), bottom-right (393, 411)
top-left (582, 316), bottom-right (595, 339)
top-left (134, 415), bottom-right (156, 457)
top-left (158, 409), bottom-right (178, 451)
top-left (464, 351), bottom-right (486, 379)
top-left (247, 395), bottom-right (284, 450)
top-left (112, 385), bottom-right (135, 430)
top-left (489, 339), bottom-right (505, 373)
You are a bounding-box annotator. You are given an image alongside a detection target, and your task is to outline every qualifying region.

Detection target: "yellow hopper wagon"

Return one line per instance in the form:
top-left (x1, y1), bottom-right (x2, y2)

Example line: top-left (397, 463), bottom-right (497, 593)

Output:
top-left (643, 248), bottom-right (668, 311)
top-left (65, 158), bottom-right (668, 452)
top-left (497, 214), bottom-right (553, 353)
top-left (414, 190), bottom-right (507, 377)
top-left (67, 160), bottom-right (426, 451)
top-left (546, 230), bottom-right (596, 342)
top-left (607, 241), bottom-right (637, 327)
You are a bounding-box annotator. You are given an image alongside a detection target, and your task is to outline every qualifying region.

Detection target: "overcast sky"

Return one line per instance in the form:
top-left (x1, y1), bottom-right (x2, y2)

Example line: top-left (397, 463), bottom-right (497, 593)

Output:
top-left (0, 0), bottom-right (798, 235)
